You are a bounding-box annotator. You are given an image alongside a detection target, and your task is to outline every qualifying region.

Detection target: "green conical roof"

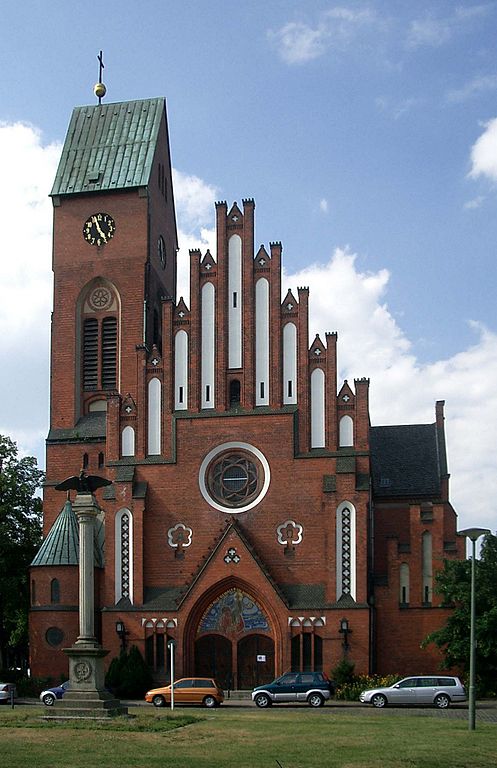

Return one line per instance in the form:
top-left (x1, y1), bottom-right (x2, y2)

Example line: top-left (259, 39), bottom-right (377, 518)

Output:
top-left (31, 500), bottom-right (105, 567)
top-left (31, 499), bottom-right (79, 566)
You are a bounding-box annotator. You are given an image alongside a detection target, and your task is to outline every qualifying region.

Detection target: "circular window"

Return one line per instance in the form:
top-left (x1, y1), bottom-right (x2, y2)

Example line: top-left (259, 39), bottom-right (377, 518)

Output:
top-left (46, 627), bottom-right (64, 647)
top-left (199, 442), bottom-right (270, 514)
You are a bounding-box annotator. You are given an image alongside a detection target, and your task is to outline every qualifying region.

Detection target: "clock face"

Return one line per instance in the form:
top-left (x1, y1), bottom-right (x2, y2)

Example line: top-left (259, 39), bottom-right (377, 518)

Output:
top-left (83, 213), bottom-right (116, 246)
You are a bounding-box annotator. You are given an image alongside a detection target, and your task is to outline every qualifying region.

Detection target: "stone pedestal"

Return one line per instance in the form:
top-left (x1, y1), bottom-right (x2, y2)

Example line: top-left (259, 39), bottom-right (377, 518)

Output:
top-left (48, 645), bottom-right (127, 718)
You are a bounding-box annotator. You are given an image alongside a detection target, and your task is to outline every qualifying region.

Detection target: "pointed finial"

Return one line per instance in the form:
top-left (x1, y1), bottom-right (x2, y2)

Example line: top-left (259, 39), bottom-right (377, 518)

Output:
top-left (94, 51), bottom-right (107, 104)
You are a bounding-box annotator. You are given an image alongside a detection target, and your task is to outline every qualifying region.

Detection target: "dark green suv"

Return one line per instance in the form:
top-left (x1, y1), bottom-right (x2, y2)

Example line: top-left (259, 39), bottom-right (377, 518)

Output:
top-left (252, 672), bottom-right (333, 708)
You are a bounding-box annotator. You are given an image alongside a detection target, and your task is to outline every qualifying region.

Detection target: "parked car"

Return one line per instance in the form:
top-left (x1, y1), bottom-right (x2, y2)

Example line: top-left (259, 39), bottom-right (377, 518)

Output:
top-left (40, 680), bottom-right (71, 706)
top-left (0, 683), bottom-right (16, 704)
top-left (359, 676), bottom-right (466, 709)
top-left (145, 677), bottom-right (224, 708)
top-left (252, 671), bottom-right (333, 708)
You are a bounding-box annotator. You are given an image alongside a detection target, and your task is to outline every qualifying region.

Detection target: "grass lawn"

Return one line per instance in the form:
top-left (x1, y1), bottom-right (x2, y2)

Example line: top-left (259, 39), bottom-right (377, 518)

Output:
top-left (0, 705), bottom-right (495, 768)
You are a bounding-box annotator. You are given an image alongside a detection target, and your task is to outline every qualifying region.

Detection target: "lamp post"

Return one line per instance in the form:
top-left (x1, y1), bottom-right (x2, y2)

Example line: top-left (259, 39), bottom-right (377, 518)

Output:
top-left (459, 527), bottom-right (490, 731)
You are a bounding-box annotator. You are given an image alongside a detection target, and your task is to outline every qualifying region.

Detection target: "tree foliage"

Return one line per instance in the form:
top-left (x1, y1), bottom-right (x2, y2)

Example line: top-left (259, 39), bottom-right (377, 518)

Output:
top-left (423, 533), bottom-right (497, 694)
top-left (0, 435), bottom-right (43, 670)
top-left (105, 645), bottom-right (153, 698)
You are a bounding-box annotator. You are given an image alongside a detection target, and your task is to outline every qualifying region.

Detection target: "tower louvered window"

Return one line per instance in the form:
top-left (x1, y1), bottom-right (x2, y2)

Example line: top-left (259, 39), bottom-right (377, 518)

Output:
top-left (81, 284), bottom-right (118, 398)
top-left (101, 317), bottom-right (117, 389)
top-left (83, 318), bottom-right (98, 389)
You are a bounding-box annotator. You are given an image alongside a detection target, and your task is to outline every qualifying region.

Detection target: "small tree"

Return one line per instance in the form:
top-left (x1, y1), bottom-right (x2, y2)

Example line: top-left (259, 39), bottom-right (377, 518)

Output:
top-left (105, 645), bottom-right (153, 699)
top-left (423, 533), bottom-right (497, 694)
top-left (0, 435), bottom-right (43, 670)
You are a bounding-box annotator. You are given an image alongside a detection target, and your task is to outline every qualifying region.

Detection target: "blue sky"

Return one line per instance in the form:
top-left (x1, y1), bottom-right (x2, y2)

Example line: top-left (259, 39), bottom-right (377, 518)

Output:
top-left (1, 1), bottom-right (496, 535)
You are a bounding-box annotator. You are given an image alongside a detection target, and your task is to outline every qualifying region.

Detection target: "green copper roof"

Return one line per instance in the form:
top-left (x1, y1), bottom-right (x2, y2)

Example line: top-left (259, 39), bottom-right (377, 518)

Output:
top-left (51, 98), bottom-right (165, 197)
top-left (31, 500), bottom-right (79, 566)
top-left (31, 499), bottom-right (105, 567)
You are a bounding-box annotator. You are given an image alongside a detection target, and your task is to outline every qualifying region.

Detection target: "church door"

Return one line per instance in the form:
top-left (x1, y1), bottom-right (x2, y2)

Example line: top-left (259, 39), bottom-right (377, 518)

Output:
top-left (194, 634), bottom-right (232, 689)
top-left (237, 634), bottom-right (274, 689)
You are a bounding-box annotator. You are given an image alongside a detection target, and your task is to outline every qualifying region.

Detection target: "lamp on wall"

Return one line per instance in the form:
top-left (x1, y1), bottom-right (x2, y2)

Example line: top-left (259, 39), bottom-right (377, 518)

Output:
top-left (339, 617), bottom-right (350, 652)
top-left (115, 620), bottom-right (127, 652)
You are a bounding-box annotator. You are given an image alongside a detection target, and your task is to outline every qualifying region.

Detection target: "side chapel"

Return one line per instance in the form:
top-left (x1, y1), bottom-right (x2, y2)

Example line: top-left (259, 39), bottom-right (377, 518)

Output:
top-left (29, 96), bottom-right (464, 687)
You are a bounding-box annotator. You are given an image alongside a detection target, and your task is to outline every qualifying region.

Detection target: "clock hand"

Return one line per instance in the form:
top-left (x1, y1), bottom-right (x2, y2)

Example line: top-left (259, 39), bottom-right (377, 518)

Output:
top-left (92, 216), bottom-right (107, 241)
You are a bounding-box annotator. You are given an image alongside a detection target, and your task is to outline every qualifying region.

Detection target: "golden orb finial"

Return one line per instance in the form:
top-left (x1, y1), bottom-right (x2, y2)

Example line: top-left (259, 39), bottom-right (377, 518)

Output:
top-left (94, 82), bottom-right (106, 99)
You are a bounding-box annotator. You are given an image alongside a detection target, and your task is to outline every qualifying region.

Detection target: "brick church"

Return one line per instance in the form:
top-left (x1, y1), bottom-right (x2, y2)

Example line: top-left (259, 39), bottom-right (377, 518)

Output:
top-left (29, 95), bottom-right (464, 687)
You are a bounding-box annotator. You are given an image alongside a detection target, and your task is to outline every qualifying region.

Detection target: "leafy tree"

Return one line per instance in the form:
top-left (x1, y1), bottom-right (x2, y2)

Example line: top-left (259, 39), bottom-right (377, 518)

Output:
top-left (423, 533), bottom-right (497, 695)
top-left (0, 435), bottom-right (43, 670)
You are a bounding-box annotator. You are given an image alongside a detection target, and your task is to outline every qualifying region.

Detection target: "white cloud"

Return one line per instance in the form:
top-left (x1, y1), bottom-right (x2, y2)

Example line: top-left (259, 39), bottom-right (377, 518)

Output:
top-left (0, 122), bottom-right (60, 462)
top-left (446, 73), bottom-right (497, 103)
top-left (375, 95), bottom-right (424, 120)
top-left (469, 117), bottom-right (497, 182)
top-left (319, 198), bottom-right (329, 213)
top-left (464, 195), bottom-right (485, 210)
top-left (172, 168), bottom-right (218, 231)
top-left (407, 4), bottom-right (493, 49)
top-left (268, 7), bottom-right (375, 65)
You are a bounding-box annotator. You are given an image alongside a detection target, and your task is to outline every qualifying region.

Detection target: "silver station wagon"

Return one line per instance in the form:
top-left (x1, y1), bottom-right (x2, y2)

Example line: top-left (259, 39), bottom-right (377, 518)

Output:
top-left (360, 676), bottom-right (466, 709)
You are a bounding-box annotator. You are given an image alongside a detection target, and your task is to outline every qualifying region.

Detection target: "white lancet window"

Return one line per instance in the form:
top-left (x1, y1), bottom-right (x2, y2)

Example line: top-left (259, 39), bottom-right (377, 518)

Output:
top-left (115, 508), bottom-right (133, 604)
top-left (147, 377), bottom-right (161, 455)
top-left (311, 368), bottom-right (325, 448)
top-left (201, 282), bottom-right (215, 408)
top-left (336, 501), bottom-right (356, 601)
top-left (400, 562), bottom-right (410, 604)
top-left (422, 531), bottom-right (432, 603)
top-left (175, 329), bottom-right (188, 410)
top-left (121, 425), bottom-right (135, 457)
top-left (339, 415), bottom-right (354, 447)
top-left (228, 234), bottom-right (242, 369)
top-left (255, 278), bottom-right (269, 405)
top-left (283, 322), bottom-right (297, 404)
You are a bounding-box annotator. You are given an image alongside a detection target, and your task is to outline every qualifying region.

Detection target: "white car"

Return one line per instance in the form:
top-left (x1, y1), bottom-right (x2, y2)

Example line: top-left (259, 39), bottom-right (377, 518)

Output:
top-left (360, 676), bottom-right (466, 709)
top-left (0, 683), bottom-right (16, 704)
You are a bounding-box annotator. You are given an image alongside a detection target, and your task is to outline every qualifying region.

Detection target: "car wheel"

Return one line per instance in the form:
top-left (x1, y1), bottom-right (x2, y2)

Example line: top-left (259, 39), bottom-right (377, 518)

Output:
top-left (152, 695), bottom-right (166, 707)
top-left (371, 693), bottom-right (387, 708)
top-left (254, 693), bottom-right (272, 708)
top-left (308, 693), bottom-right (325, 708)
top-left (203, 695), bottom-right (217, 708)
top-left (42, 693), bottom-right (56, 707)
top-left (434, 694), bottom-right (450, 709)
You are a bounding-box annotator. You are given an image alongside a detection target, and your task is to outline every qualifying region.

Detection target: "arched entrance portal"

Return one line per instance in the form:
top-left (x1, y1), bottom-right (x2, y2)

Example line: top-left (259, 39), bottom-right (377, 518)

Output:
top-left (194, 588), bottom-right (275, 689)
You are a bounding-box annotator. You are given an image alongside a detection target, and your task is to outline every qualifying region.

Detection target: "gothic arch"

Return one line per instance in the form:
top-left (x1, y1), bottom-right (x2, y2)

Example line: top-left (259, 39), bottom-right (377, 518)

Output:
top-left (182, 575), bottom-right (282, 683)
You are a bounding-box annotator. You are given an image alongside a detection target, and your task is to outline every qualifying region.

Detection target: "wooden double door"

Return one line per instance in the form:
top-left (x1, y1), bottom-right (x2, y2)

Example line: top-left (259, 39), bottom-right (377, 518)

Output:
top-left (195, 633), bottom-right (274, 690)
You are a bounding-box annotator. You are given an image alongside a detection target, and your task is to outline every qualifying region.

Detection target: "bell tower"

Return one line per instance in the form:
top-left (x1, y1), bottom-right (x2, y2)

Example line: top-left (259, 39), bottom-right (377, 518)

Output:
top-left (49, 96), bottom-right (177, 432)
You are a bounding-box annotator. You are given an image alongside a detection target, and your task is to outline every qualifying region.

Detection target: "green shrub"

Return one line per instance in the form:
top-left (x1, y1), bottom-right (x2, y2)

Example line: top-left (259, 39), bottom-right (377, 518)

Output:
top-left (105, 646), bottom-right (153, 699)
top-left (331, 658), bottom-right (355, 687)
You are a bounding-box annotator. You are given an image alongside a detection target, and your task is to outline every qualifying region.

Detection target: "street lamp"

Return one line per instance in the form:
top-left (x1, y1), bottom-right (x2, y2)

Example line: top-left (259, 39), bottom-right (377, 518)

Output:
top-left (459, 527), bottom-right (490, 731)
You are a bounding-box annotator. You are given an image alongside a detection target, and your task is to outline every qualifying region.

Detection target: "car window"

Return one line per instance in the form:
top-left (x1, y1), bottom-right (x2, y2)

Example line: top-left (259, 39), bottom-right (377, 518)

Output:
top-left (397, 678), bottom-right (417, 688)
top-left (417, 678), bottom-right (438, 687)
top-left (193, 679), bottom-right (213, 687)
top-left (438, 677), bottom-right (456, 686)
top-left (174, 679), bottom-right (194, 689)
top-left (278, 674), bottom-right (298, 685)
top-left (299, 674), bottom-right (315, 684)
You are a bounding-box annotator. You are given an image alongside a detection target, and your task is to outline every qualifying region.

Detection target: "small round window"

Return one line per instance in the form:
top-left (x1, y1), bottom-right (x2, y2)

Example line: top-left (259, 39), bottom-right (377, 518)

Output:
top-left (199, 442), bottom-right (270, 514)
top-left (46, 627), bottom-right (64, 647)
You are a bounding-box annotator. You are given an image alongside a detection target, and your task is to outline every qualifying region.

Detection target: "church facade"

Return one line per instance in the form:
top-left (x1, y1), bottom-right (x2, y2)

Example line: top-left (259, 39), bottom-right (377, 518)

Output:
top-left (29, 97), bottom-right (464, 687)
